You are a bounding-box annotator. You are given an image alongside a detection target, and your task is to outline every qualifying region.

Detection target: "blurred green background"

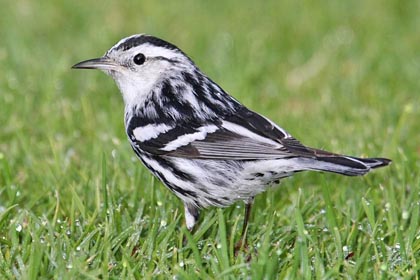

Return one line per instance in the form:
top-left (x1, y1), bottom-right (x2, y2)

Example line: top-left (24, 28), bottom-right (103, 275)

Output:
top-left (0, 0), bottom-right (419, 278)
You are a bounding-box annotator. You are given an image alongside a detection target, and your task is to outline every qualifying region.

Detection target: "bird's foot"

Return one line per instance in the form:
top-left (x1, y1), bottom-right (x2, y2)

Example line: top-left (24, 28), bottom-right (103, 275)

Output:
top-left (234, 239), bottom-right (254, 262)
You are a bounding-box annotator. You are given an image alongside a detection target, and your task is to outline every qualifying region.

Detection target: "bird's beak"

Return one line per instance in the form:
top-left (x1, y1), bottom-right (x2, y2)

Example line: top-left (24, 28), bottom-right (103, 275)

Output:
top-left (72, 57), bottom-right (118, 71)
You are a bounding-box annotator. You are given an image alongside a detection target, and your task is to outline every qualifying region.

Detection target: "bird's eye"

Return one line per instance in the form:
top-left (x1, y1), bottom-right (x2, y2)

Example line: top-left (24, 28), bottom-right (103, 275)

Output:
top-left (133, 53), bottom-right (146, 65)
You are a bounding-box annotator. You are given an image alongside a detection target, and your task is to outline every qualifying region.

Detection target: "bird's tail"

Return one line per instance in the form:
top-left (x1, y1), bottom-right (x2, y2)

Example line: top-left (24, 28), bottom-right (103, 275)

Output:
top-left (308, 155), bottom-right (391, 176)
top-left (280, 138), bottom-right (391, 176)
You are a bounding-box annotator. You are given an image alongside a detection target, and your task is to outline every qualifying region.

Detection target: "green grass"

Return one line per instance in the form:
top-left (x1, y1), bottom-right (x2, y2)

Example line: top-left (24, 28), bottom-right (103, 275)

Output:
top-left (1, 0), bottom-right (419, 278)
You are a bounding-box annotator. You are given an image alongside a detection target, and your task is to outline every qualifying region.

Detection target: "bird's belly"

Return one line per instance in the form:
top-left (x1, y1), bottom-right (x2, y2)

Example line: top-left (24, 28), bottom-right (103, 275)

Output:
top-left (154, 157), bottom-right (294, 208)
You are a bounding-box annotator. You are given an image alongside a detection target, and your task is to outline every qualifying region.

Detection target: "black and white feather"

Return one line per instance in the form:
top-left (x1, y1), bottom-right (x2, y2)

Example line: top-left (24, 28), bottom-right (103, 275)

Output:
top-left (73, 34), bottom-right (391, 231)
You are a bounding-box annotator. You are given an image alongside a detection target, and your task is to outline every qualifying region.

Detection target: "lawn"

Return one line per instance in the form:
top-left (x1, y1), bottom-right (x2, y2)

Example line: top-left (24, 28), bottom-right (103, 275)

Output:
top-left (1, 0), bottom-right (419, 278)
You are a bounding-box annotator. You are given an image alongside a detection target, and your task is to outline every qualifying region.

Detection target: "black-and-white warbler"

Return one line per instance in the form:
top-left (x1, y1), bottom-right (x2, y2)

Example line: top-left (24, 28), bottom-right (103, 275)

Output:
top-left (73, 34), bottom-right (390, 246)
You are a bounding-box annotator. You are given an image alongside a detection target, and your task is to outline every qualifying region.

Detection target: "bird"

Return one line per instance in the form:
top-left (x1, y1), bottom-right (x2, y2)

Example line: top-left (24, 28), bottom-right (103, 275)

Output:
top-left (72, 34), bottom-right (391, 249)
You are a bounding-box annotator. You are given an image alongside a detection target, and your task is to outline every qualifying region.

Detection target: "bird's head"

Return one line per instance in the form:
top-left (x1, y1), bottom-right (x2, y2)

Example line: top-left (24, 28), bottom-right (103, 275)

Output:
top-left (72, 34), bottom-right (195, 105)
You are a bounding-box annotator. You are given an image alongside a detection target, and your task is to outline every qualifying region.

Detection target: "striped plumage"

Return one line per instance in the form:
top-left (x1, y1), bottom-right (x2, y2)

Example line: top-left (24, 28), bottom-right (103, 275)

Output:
top-left (73, 34), bottom-right (391, 240)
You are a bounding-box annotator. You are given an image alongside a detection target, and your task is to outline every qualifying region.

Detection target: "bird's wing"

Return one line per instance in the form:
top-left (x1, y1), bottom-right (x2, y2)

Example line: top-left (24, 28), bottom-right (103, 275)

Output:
top-left (130, 106), bottom-right (320, 160)
top-left (162, 124), bottom-right (291, 160)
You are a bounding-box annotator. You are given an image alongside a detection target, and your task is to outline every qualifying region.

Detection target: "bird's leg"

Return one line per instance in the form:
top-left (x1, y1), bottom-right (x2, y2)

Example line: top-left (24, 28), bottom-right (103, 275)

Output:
top-left (183, 204), bottom-right (199, 246)
top-left (235, 197), bottom-right (254, 254)
top-left (185, 204), bottom-right (199, 231)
